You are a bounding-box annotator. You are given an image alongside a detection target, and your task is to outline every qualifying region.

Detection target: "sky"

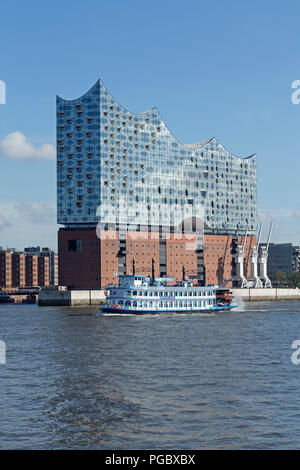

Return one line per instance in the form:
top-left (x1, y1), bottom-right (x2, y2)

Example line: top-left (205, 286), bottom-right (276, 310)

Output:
top-left (0, 0), bottom-right (300, 250)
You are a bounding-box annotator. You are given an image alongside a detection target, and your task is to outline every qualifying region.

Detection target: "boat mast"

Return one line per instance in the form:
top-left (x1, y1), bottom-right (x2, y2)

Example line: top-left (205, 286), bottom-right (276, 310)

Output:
top-left (152, 258), bottom-right (155, 284)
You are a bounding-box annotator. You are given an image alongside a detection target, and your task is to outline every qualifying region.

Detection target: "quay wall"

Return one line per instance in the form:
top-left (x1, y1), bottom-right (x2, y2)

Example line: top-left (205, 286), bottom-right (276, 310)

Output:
top-left (232, 288), bottom-right (300, 301)
top-left (38, 288), bottom-right (106, 306)
top-left (38, 287), bottom-right (300, 307)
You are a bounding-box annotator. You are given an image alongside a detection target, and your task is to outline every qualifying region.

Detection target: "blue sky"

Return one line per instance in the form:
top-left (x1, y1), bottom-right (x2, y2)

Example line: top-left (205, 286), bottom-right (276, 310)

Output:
top-left (0, 0), bottom-right (300, 249)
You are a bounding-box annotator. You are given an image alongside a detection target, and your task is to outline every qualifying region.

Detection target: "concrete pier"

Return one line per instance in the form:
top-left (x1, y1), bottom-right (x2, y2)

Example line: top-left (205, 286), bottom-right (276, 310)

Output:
top-left (231, 288), bottom-right (300, 301)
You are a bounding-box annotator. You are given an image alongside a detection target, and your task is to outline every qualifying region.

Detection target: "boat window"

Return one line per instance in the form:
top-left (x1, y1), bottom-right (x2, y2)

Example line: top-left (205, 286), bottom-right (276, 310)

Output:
top-left (133, 291), bottom-right (137, 296)
top-left (133, 301), bottom-right (137, 307)
top-left (119, 300), bottom-right (124, 306)
top-left (169, 301), bottom-right (173, 307)
top-left (193, 301), bottom-right (197, 307)
top-left (125, 300), bottom-right (131, 307)
top-left (193, 292), bottom-right (197, 296)
top-left (179, 292), bottom-right (183, 297)
top-left (179, 302), bottom-right (183, 307)
top-left (149, 301), bottom-right (153, 307)
top-left (160, 292), bottom-right (163, 297)
top-left (184, 292), bottom-right (188, 297)
top-left (174, 301), bottom-right (178, 307)
top-left (159, 301), bottom-right (163, 307)
top-left (148, 291), bottom-right (153, 296)
top-left (138, 291), bottom-right (142, 296)
top-left (164, 292), bottom-right (168, 297)
top-left (164, 302), bottom-right (168, 308)
top-left (184, 301), bottom-right (187, 307)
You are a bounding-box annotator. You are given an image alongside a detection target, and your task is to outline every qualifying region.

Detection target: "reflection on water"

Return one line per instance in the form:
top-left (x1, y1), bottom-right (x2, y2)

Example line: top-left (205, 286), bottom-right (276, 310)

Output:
top-left (0, 301), bottom-right (300, 449)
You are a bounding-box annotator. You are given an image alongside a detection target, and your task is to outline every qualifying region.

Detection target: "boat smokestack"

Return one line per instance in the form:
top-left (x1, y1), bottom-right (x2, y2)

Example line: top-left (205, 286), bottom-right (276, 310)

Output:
top-left (152, 258), bottom-right (155, 284)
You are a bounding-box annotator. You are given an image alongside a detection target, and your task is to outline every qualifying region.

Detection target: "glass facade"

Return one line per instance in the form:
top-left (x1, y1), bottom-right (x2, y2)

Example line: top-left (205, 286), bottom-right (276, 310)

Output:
top-left (57, 80), bottom-right (257, 233)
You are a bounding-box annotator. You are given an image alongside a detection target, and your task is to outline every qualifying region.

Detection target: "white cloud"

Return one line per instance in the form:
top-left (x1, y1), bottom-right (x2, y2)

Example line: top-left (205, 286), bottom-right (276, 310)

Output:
top-left (0, 214), bottom-right (11, 231)
top-left (14, 201), bottom-right (56, 223)
top-left (293, 209), bottom-right (300, 219)
top-left (0, 131), bottom-right (55, 160)
top-left (0, 201), bottom-right (58, 250)
top-left (258, 208), bottom-right (300, 245)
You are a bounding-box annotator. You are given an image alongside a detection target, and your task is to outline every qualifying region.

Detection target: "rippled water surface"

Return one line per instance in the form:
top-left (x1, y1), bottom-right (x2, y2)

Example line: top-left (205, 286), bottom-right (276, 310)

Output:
top-left (1, 301), bottom-right (300, 449)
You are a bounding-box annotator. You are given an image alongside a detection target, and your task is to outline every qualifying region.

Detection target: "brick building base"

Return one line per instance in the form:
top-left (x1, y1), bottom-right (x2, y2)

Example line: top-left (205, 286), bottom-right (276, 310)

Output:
top-left (58, 228), bottom-right (256, 289)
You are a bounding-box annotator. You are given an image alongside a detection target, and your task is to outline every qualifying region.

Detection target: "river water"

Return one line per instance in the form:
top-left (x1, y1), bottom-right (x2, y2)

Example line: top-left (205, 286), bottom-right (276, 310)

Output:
top-left (0, 301), bottom-right (300, 449)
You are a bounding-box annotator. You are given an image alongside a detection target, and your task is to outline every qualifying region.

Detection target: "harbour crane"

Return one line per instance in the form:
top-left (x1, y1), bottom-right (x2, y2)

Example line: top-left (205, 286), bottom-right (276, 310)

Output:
top-left (249, 221), bottom-right (263, 288)
top-left (258, 222), bottom-right (273, 288)
top-left (235, 223), bottom-right (249, 288)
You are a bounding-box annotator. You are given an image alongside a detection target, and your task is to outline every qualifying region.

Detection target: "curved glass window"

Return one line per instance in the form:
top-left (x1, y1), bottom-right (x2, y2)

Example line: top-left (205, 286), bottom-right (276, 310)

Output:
top-left (57, 80), bottom-right (256, 240)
